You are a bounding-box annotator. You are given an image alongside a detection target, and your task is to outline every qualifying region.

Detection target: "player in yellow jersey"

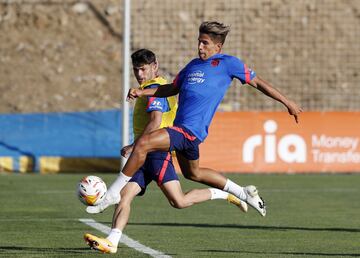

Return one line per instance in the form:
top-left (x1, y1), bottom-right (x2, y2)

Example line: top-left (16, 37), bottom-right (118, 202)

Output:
top-left (84, 49), bottom-right (247, 254)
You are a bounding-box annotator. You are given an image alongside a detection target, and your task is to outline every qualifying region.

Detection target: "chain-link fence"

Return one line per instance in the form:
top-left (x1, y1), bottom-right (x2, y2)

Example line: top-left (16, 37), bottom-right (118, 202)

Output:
top-left (132, 0), bottom-right (360, 111)
top-left (1, 0), bottom-right (359, 112)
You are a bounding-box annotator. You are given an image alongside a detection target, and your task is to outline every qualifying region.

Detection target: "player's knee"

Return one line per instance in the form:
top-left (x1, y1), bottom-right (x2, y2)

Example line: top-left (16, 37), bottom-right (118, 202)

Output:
top-left (183, 171), bottom-right (202, 182)
top-left (169, 199), bottom-right (187, 209)
top-left (133, 136), bottom-right (150, 153)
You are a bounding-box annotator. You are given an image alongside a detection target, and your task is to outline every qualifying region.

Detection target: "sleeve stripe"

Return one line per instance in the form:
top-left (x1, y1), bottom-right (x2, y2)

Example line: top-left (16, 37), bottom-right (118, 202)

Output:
top-left (146, 97), bottom-right (156, 110)
top-left (173, 74), bottom-right (180, 87)
top-left (244, 64), bottom-right (251, 83)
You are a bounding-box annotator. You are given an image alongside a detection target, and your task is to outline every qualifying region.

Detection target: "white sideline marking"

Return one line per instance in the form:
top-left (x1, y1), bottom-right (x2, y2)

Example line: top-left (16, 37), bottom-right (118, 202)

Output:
top-left (79, 218), bottom-right (172, 258)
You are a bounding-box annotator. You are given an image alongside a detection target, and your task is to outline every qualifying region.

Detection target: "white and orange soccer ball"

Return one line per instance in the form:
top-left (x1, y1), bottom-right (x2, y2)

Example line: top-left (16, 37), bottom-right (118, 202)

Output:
top-left (77, 175), bottom-right (107, 206)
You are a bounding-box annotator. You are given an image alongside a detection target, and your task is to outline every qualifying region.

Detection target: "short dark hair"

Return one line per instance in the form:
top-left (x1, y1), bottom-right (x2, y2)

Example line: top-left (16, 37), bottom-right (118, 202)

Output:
top-left (131, 49), bottom-right (156, 67)
top-left (199, 21), bottom-right (231, 44)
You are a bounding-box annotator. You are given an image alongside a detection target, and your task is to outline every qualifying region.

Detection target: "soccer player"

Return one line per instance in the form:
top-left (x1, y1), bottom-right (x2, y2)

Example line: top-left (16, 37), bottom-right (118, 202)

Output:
top-left (84, 49), bottom-right (247, 254)
top-left (95, 21), bottom-right (302, 219)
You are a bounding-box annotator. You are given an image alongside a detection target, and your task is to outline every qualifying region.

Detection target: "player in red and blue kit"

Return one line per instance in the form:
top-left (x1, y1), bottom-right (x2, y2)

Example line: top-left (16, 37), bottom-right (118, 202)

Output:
top-left (84, 49), bottom-right (247, 254)
top-left (124, 21), bottom-right (303, 217)
top-left (172, 53), bottom-right (257, 143)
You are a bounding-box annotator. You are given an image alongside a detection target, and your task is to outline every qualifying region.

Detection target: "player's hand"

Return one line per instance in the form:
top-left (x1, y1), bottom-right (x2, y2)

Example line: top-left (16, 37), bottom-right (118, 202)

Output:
top-left (121, 144), bottom-right (134, 158)
top-left (286, 101), bottom-right (303, 123)
top-left (127, 88), bottom-right (143, 101)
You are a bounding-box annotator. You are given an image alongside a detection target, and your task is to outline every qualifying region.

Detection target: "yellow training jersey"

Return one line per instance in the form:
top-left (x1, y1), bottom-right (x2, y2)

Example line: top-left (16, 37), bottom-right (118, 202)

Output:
top-left (133, 76), bottom-right (177, 139)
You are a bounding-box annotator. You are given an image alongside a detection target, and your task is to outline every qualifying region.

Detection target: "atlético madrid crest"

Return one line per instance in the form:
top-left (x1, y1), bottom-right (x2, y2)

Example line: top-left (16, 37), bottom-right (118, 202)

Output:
top-left (211, 59), bottom-right (220, 67)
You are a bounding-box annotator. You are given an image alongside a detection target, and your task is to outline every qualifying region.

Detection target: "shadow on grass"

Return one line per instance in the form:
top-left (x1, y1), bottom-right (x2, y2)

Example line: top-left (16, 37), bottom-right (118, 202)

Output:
top-left (126, 222), bottom-right (360, 233)
top-left (198, 249), bottom-right (360, 257)
top-left (0, 246), bottom-right (89, 254)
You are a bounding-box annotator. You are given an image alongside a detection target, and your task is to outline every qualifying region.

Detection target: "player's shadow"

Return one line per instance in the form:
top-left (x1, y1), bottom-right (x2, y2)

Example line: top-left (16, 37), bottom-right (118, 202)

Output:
top-left (197, 249), bottom-right (360, 257)
top-left (126, 223), bottom-right (359, 257)
top-left (127, 222), bottom-right (360, 233)
top-left (0, 246), bottom-right (89, 254)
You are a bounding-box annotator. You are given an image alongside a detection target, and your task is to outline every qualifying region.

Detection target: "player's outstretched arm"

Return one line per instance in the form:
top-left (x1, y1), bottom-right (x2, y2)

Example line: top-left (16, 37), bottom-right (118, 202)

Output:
top-left (247, 76), bottom-right (303, 123)
top-left (127, 83), bottom-right (179, 101)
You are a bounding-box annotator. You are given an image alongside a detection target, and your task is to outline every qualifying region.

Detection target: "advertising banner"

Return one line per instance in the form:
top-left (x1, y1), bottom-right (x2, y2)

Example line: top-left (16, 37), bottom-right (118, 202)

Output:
top-left (199, 112), bottom-right (360, 173)
top-left (1, 110), bottom-right (359, 173)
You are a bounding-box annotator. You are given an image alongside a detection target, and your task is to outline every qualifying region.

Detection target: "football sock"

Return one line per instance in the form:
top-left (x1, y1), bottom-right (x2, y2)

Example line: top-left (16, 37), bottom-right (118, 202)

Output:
top-left (106, 228), bottom-right (122, 246)
top-left (106, 172), bottom-right (132, 200)
top-left (223, 179), bottom-right (247, 201)
top-left (209, 188), bottom-right (229, 200)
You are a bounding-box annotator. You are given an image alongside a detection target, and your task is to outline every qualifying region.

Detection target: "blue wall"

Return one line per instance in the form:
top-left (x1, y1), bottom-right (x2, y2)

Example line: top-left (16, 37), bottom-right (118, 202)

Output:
top-left (0, 109), bottom-right (127, 171)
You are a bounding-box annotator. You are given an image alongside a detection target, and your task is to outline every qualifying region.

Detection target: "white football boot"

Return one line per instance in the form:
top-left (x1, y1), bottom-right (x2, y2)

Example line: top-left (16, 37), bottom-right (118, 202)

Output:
top-left (86, 192), bottom-right (120, 214)
top-left (244, 185), bottom-right (266, 217)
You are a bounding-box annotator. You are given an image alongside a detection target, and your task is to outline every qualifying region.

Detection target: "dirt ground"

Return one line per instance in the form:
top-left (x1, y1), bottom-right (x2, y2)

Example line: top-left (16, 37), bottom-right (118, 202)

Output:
top-left (1, 0), bottom-right (359, 113)
top-left (1, 0), bottom-right (123, 113)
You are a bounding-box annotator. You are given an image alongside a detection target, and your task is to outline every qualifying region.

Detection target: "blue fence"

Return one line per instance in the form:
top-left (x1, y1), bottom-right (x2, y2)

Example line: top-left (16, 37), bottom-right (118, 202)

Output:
top-left (0, 109), bottom-right (127, 172)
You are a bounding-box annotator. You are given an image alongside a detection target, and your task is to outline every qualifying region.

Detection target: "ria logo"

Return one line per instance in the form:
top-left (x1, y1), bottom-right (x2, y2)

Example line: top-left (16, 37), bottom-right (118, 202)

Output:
top-left (242, 120), bottom-right (307, 163)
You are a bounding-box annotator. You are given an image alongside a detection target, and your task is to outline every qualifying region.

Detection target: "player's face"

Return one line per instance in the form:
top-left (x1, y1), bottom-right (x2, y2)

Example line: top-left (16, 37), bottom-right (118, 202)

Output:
top-left (198, 33), bottom-right (222, 60)
top-left (133, 62), bottom-right (158, 85)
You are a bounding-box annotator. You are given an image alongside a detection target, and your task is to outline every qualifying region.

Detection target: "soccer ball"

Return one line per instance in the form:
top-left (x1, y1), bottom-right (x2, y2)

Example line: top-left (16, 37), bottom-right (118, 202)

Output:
top-left (77, 175), bottom-right (107, 206)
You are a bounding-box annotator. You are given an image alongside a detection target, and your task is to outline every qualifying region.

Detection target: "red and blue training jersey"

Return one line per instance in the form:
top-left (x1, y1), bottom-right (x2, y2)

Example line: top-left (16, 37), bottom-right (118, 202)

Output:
top-left (173, 53), bottom-right (256, 142)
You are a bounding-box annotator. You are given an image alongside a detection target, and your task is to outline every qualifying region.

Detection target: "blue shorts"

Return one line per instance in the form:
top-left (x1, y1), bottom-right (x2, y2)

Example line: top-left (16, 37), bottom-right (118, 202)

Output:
top-left (129, 151), bottom-right (178, 196)
top-left (165, 125), bottom-right (202, 160)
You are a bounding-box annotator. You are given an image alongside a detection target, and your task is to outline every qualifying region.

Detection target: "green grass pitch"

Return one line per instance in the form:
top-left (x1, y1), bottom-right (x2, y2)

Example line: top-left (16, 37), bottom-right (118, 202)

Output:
top-left (0, 173), bottom-right (359, 257)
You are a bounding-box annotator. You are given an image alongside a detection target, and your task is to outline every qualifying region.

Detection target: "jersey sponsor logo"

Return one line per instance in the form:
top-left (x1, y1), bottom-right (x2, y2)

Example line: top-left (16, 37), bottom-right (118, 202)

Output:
top-left (187, 70), bottom-right (205, 84)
